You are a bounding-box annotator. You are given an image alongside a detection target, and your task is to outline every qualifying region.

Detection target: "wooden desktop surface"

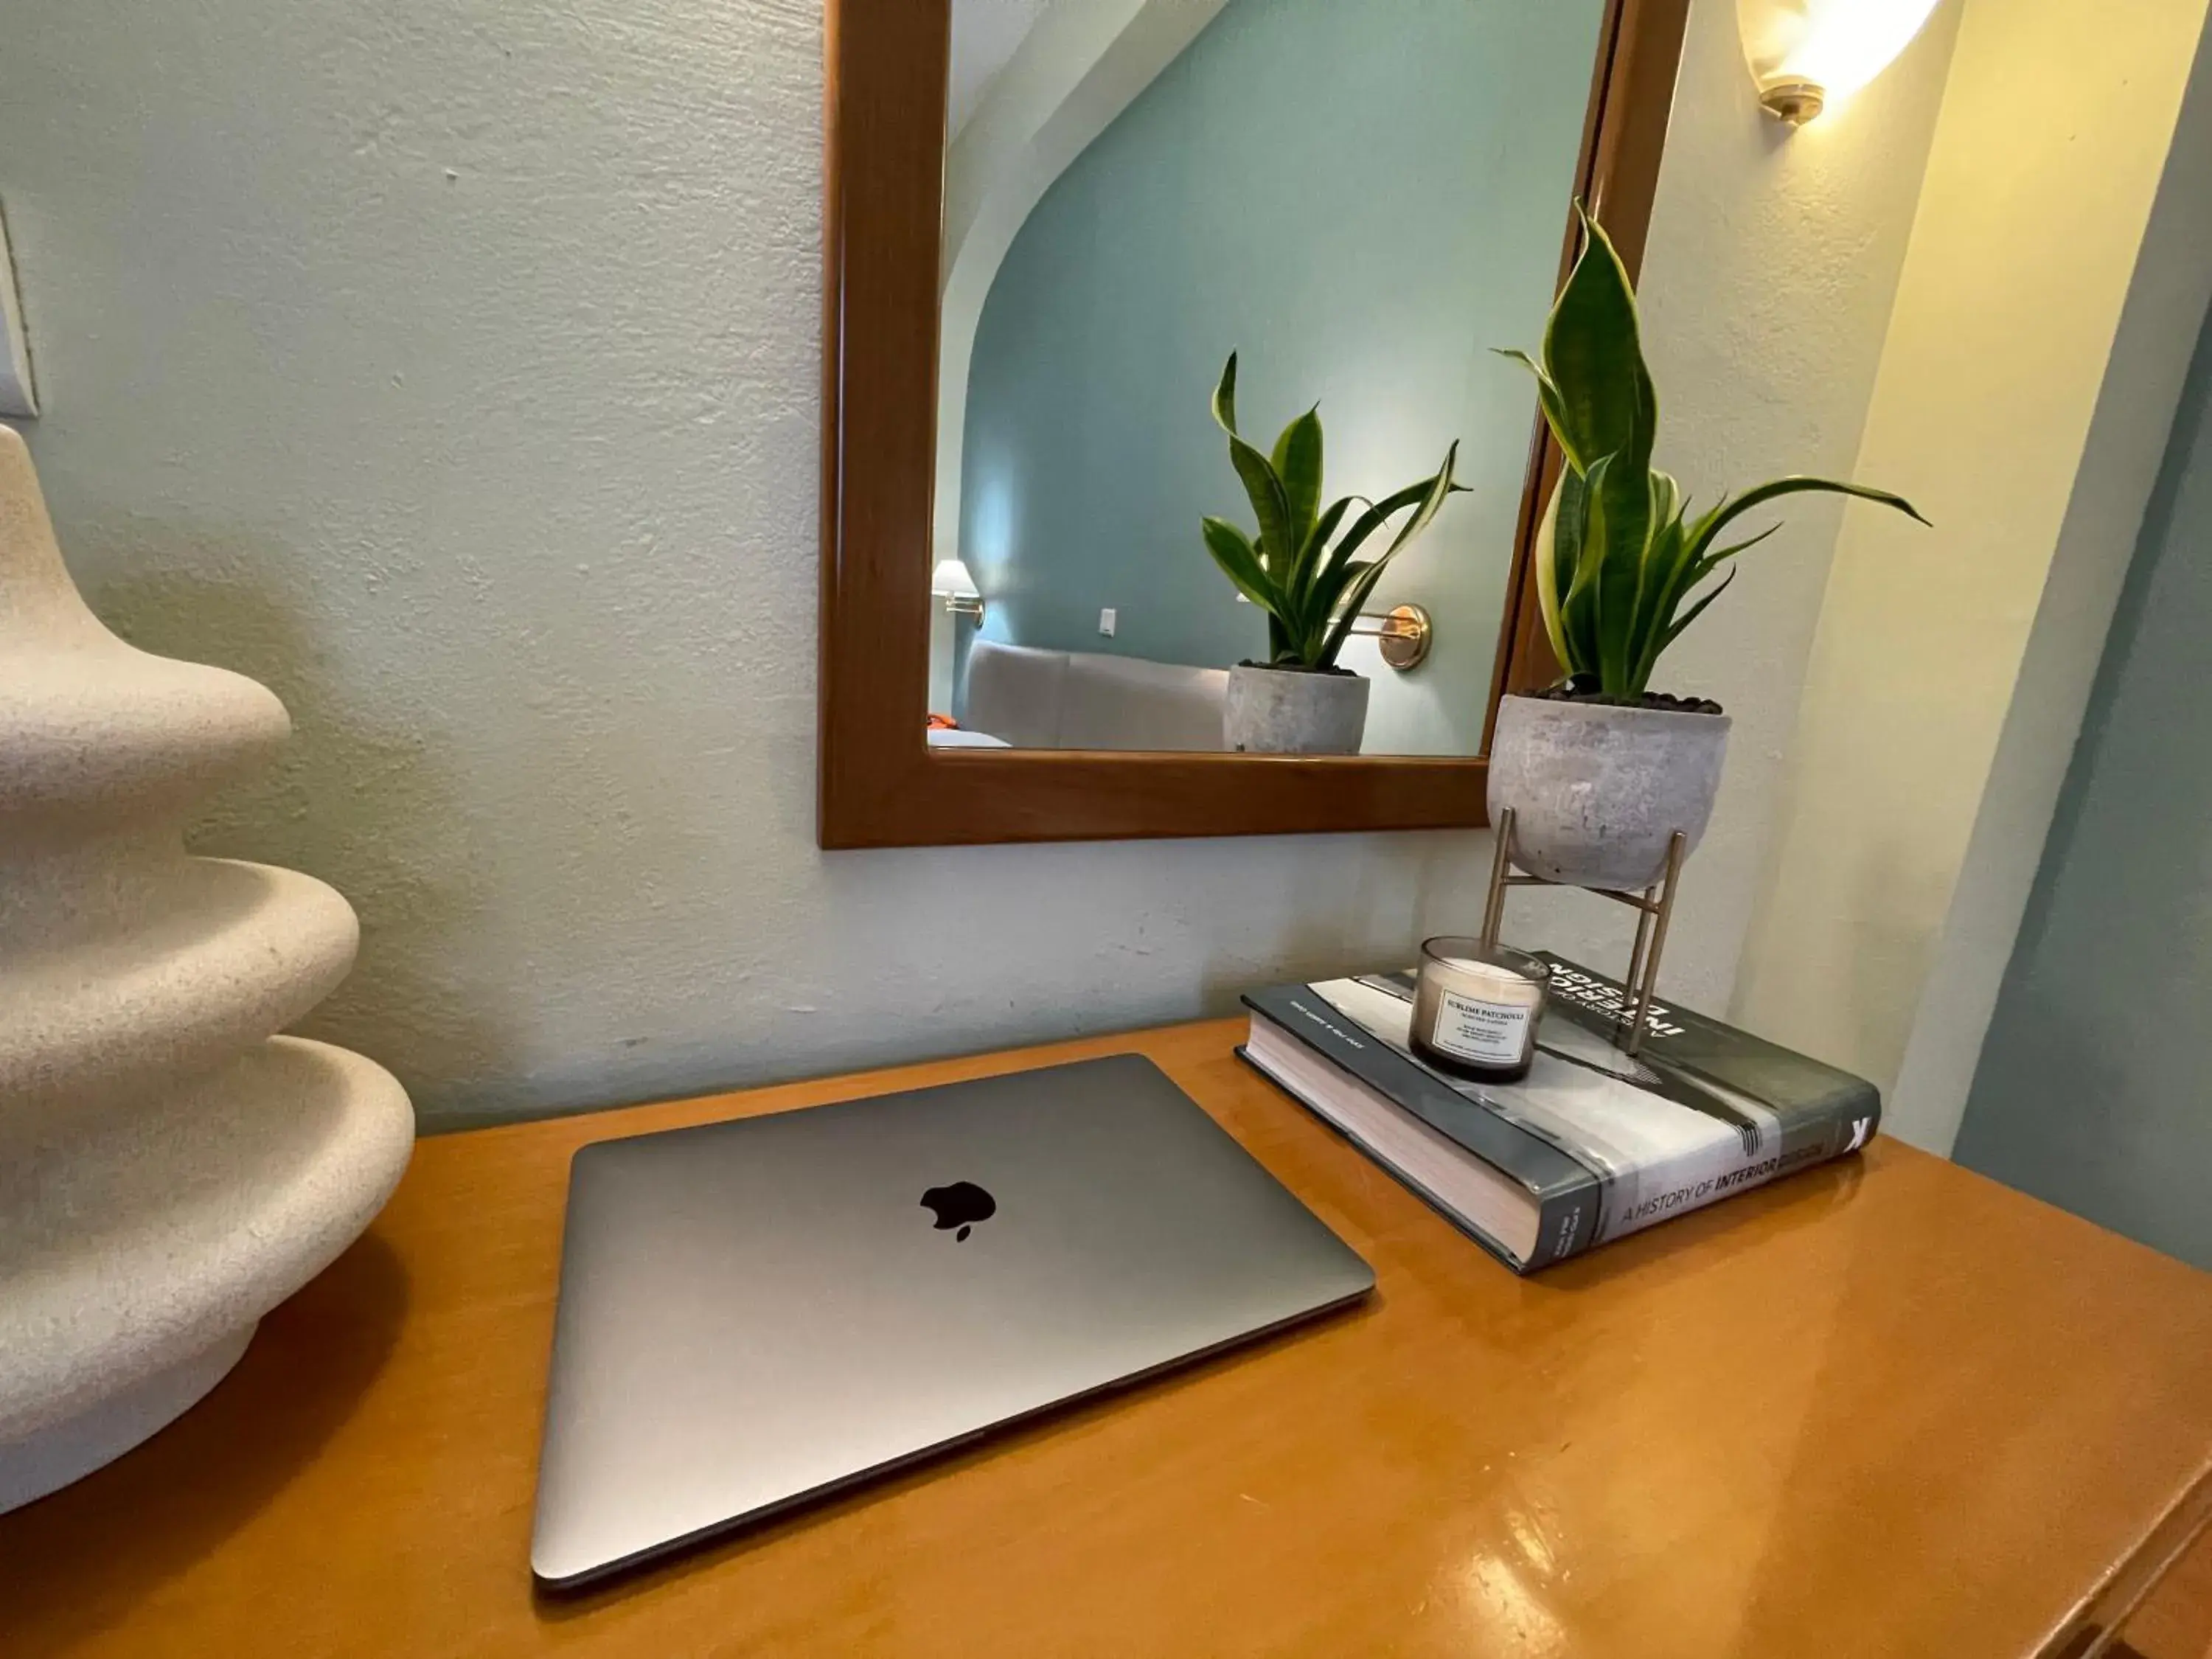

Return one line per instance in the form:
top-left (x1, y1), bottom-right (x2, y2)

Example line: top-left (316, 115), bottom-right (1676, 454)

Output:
top-left (8, 1020), bottom-right (2212, 1658)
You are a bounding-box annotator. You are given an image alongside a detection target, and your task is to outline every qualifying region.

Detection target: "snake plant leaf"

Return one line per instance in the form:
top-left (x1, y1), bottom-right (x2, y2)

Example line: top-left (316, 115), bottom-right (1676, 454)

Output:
top-left (1651, 472), bottom-right (1688, 597)
top-left (1563, 453), bottom-right (1611, 614)
top-left (1592, 444), bottom-right (1654, 683)
top-left (1286, 495), bottom-right (1355, 641)
top-left (1621, 509), bottom-right (1759, 689)
top-left (1211, 352), bottom-right (1240, 437)
top-left (1271, 407), bottom-right (1324, 557)
top-left (1224, 437), bottom-right (1293, 582)
top-left (1628, 521), bottom-right (1782, 689)
top-left (1208, 355), bottom-right (1294, 574)
top-left (1543, 206), bottom-right (1656, 487)
top-left (1305, 476), bottom-right (1435, 635)
top-left (1657, 564), bottom-right (1737, 656)
top-left (1301, 446), bottom-right (1459, 659)
top-left (1320, 478), bottom-right (1433, 580)
top-left (1289, 493), bottom-right (1352, 579)
top-left (1591, 469), bottom-right (1651, 692)
top-left (1315, 445), bottom-right (1462, 666)
top-left (1495, 349), bottom-right (1575, 467)
top-left (1619, 473), bottom-right (1699, 690)
top-left (1681, 521), bottom-right (1782, 594)
top-left (1200, 515), bottom-right (1281, 614)
top-left (1200, 355), bottom-right (1463, 670)
top-left (1381, 442), bottom-right (1461, 560)
top-left (1325, 445), bottom-right (1461, 589)
top-left (1689, 476), bottom-right (1928, 558)
top-left (1609, 493), bottom-right (1683, 695)
top-left (1532, 469), bottom-right (1581, 672)
top-left (1318, 558), bottom-right (1396, 667)
top-left (1511, 207), bottom-right (1662, 693)
top-left (1560, 453), bottom-right (1612, 680)
top-left (1627, 470), bottom-right (1686, 685)
top-left (1700, 520), bottom-right (1782, 566)
top-left (1301, 544), bottom-right (1377, 650)
top-left (1627, 507), bottom-right (1693, 692)
top-left (1647, 469), bottom-right (1683, 554)
top-left (1303, 534), bottom-right (1385, 649)
top-left (1495, 207), bottom-right (1925, 697)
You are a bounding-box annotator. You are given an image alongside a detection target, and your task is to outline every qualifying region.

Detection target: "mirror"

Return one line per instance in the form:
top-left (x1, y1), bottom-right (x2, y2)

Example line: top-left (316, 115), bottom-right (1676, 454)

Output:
top-left (925, 0), bottom-right (1612, 759)
top-left (816, 0), bottom-right (1686, 848)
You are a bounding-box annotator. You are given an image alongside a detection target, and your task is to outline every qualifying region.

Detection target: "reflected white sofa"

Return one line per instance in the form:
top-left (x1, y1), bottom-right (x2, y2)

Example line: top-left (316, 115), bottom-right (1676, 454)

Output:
top-left (962, 637), bottom-right (1228, 751)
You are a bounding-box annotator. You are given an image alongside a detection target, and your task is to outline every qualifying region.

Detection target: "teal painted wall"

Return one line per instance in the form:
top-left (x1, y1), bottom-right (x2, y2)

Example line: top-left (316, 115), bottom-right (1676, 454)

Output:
top-left (956, 0), bottom-right (1605, 755)
top-left (1954, 299), bottom-right (2212, 1270)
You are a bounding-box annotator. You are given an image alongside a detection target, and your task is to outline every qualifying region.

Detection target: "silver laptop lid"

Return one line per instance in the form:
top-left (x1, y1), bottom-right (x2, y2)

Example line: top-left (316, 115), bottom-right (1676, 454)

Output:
top-left (530, 1052), bottom-right (1372, 1586)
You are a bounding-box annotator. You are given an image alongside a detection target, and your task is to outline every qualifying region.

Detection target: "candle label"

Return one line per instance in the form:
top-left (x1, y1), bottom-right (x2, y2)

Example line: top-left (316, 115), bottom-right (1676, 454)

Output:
top-left (1428, 987), bottom-right (1533, 1065)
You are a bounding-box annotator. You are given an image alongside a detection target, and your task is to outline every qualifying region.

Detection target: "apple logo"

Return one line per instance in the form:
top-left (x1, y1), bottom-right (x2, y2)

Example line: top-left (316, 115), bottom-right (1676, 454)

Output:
top-left (919, 1181), bottom-right (996, 1242)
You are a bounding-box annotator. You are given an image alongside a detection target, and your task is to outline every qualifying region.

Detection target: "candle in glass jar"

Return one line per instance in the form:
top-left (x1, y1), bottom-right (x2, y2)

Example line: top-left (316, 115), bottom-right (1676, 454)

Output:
top-left (1408, 938), bottom-right (1551, 1082)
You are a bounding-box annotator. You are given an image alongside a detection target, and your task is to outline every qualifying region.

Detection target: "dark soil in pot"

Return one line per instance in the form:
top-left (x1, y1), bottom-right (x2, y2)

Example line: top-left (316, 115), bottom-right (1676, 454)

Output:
top-left (1531, 676), bottom-right (1724, 716)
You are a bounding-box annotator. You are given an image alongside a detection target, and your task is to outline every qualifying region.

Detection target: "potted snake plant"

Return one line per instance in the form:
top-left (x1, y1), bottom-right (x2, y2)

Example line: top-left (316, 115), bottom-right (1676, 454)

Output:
top-left (1492, 206), bottom-right (1925, 887)
top-left (1200, 354), bottom-right (1462, 753)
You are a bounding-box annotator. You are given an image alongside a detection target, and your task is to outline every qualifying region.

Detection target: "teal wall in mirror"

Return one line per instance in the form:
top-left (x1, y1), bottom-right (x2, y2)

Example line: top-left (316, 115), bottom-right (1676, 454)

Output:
top-left (954, 0), bottom-right (1606, 756)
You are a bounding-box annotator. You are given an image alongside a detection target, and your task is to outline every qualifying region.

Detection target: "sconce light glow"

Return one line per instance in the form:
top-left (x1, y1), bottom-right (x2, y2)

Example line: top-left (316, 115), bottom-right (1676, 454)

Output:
top-left (1737, 0), bottom-right (1943, 124)
top-left (930, 557), bottom-right (981, 599)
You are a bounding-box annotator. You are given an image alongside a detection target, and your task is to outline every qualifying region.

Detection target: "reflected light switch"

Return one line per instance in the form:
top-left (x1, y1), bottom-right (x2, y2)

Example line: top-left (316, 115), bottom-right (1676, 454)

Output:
top-left (1099, 608), bottom-right (1117, 637)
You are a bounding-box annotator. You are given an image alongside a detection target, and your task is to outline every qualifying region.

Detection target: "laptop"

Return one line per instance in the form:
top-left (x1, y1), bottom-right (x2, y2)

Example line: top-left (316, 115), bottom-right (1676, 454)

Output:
top-left (529, 1052), bottom-right (1374, 1586)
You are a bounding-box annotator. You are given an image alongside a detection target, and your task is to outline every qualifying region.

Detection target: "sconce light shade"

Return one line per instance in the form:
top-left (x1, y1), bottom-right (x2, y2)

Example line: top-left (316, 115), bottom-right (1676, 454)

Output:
top-left (930, 557), bottom-right (981, 599)
top-left (1738, 0), bottom-right (1942, 123)
top-left (931, 557), bottom-right (984, 619)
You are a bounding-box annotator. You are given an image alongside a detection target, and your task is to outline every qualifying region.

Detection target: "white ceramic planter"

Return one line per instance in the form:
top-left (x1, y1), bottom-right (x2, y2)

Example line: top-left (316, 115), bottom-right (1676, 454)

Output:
top-left (1486, 694), bottom-right (1731, 889)
top-left (1224, 663), bottom-right (1370, 754)
top-left (0, 427), bottom-right (414, 1513)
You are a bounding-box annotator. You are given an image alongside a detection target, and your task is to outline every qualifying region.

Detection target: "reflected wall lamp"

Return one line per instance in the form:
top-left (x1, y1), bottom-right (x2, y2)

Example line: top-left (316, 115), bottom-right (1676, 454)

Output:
top-left (1234, 594), bottom-right (1434, 672)
top-left (1738, 0), bottom-right (1943, 124)
top-left (931, 557), bottom-right (984, 621)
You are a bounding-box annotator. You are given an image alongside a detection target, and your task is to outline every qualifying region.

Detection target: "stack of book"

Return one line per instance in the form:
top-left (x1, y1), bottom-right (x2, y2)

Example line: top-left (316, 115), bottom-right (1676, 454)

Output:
top-left (1240, 953), bottom-right (1877, 1273)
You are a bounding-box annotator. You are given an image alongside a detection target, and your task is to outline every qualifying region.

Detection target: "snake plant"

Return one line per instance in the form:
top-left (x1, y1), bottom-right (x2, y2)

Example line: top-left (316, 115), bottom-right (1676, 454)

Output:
top-left (1200, 353), bottom-right (1462, 670)
top-left (1500, 206), bottom-right (1927, 700)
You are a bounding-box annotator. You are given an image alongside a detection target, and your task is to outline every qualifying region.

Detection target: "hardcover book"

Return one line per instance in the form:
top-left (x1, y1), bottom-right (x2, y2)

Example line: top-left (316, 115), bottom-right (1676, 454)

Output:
top-left (1240, 953), bottom-right (1877, 1273)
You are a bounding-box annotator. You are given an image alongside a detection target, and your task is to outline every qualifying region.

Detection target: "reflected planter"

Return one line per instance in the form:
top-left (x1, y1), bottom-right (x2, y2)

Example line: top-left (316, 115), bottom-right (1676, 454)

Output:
top-left (1486, 694), bottom-right (1731, 889)
top-left (1224, 663), bottom-right (1370, 755)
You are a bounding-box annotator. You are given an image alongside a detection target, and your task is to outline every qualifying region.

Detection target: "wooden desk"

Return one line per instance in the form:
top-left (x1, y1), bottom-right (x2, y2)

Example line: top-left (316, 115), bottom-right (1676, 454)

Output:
top-left (8, 1020), bottom-right (2212, 1658)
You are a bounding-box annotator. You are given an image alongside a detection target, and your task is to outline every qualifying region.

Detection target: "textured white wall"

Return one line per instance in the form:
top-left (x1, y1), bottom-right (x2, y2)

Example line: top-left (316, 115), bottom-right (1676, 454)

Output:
top-left (1736, 0), bottom-right (2212, 1148)
top-left (0, 0), bottom-right (1950, 1127)
top-left (1632, 0), bottom-right (1962, 1019)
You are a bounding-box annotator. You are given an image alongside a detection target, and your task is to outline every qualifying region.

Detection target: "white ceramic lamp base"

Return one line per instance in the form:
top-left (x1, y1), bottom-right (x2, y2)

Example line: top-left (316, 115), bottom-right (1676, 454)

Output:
top-left (0, 428), bottom-right (414, 1514)
top-left (0, 1326), bottom-right (256, 1515)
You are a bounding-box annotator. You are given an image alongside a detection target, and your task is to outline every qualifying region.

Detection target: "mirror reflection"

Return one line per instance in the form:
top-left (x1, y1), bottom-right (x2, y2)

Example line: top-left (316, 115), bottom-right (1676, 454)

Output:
top-left (925, 0), bottom-right (1609, 757)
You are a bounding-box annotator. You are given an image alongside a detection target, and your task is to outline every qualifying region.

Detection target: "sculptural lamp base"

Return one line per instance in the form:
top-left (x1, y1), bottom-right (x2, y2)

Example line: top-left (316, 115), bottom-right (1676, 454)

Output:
top-left (0, 428), bottom-right (415, 1526)
top-left (0, 1323), bottom-right (257, 1515)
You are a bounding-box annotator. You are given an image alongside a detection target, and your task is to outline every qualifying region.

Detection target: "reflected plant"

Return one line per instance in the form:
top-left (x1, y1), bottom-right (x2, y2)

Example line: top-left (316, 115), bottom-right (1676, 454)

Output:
top-left (1499, 204), bottom-right (1927, 700)
top-left (1199, 353), bottom-right (1463, 671)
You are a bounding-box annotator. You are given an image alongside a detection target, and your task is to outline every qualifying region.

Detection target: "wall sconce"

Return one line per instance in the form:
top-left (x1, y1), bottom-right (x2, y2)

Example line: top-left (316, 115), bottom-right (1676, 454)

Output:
top-left (931, 557), bottom-right (984, 621)
top-left (1348, 603), bottom-right (1433, 672)
top-left (1235, 594), bottom-right (1433, 672)
top-left (1738, 0), bottom-right (1943, 124)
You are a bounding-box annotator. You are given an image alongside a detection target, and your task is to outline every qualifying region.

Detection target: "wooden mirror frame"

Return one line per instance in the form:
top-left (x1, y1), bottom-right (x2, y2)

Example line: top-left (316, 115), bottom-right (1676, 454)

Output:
top-left (820, 0), bottom-right (1690, 849)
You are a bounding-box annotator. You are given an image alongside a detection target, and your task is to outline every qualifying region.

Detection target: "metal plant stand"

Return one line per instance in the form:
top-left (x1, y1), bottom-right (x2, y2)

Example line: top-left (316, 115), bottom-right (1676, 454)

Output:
top-left (1477, 806), bottom-right (1687, 1059)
